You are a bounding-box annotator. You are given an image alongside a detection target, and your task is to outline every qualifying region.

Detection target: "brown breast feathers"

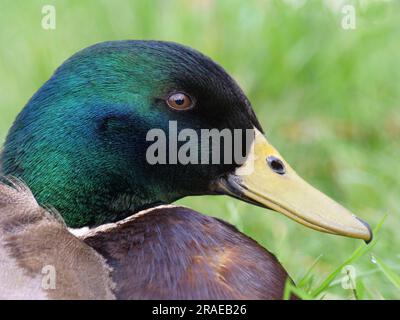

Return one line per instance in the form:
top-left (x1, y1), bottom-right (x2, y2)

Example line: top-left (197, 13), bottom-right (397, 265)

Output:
top-left (82, 205), bottom-right (290, 300)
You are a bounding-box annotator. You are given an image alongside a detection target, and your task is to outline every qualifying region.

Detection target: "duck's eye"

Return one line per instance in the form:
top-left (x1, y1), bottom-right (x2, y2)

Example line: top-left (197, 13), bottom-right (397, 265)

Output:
top-left (166, 92), bottom-right (193, 110)
top-left (266, 156), bottom-right (286, 175)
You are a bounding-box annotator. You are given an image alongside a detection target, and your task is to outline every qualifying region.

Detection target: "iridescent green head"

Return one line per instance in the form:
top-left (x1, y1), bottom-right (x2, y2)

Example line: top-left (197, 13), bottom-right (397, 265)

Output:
top-left (1, 41), bottom-right (260, 227)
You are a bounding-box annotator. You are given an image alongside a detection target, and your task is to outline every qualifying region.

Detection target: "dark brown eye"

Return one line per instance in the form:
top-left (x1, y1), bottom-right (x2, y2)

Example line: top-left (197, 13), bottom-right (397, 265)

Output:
top-left (166, 92), bottom-right (193, 110)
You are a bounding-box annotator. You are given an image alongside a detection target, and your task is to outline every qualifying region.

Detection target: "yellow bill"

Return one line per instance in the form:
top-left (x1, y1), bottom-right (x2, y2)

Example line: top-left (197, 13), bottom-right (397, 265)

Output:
top-left (215, 128), bottom-right (372, 242)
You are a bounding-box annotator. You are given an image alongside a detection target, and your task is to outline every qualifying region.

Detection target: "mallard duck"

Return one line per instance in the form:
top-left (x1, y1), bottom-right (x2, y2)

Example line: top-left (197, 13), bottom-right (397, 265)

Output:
top-left (0, 41), bottom-right (372, 299)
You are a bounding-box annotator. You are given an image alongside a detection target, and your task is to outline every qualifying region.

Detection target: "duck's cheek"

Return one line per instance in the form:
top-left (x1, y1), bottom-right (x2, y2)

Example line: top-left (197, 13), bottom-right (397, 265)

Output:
top-left (212, 128), bottom-right (373, 243)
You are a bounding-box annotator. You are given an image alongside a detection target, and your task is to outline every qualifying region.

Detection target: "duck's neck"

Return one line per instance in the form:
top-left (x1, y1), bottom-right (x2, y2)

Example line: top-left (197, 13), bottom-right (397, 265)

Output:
top-left (1, 149), bottom-right (175, 227)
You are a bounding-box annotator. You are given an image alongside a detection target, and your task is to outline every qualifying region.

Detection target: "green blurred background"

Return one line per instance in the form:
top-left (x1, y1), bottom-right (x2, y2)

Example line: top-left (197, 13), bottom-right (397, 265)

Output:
top-left (0, 0), bottom-right (399, 299)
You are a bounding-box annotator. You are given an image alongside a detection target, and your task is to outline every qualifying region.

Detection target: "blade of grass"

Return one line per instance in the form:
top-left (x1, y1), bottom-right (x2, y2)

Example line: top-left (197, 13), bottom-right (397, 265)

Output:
top-left (355, 278), bottom-right (366, 300)
top-left (374, 255), bottom-right (400, 290)
top-left (283, 279), bottom-right (291, 300)
top-left (310, 214), bottom-right (386, 297)
top-left (297, 254), bottom-right (323, 289)
top-left (284, 279), bottom-right (313, 300)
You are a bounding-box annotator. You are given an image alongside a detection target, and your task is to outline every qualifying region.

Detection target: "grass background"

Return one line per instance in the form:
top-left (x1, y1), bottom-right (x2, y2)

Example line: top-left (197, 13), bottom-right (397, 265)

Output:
top-left (0, 0), bottom-right (399, 299)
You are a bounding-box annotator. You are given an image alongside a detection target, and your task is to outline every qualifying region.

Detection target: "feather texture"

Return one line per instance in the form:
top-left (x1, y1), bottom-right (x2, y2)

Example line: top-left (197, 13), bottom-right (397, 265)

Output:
top-left (82, 205), bottom-right (289, 299)
top-left (0, 180), bottom-right (289, 299)
top-left (0, 179), bottom-right (115, 299)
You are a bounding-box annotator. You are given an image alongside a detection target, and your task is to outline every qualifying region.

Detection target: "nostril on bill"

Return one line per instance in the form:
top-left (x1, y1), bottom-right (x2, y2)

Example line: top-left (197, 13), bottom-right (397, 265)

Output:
top-left (266, 156), bottom-right (286, 175)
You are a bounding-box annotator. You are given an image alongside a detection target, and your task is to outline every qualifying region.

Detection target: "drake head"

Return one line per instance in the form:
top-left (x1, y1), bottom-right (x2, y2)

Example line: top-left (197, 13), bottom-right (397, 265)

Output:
top-left (0, 40), bottom-right (372, 241)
